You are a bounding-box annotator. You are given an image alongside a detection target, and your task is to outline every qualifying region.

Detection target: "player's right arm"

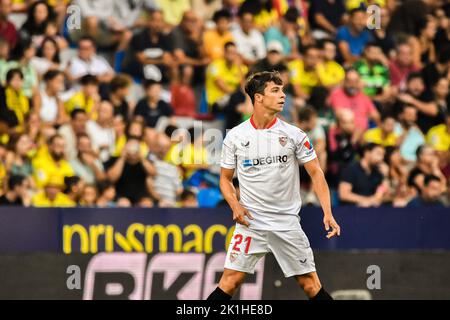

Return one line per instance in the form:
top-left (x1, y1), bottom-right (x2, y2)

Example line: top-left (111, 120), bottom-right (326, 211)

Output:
top-left (220, 168), bottom-right (253, 227)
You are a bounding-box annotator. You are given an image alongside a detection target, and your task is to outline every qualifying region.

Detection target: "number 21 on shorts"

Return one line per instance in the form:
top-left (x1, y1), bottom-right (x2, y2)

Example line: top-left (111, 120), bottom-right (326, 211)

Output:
top-left (232, 234), bottom-right (252, 253)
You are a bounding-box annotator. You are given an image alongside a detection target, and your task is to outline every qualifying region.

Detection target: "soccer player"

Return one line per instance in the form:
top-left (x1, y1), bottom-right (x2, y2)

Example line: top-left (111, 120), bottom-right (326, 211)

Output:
top-left (207, 71), bottom-right (341, 301)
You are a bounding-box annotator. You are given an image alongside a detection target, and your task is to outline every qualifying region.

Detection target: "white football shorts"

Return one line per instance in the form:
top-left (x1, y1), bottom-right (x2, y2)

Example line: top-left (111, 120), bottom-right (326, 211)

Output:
top-left (224, 224), bottom-right (316, 278)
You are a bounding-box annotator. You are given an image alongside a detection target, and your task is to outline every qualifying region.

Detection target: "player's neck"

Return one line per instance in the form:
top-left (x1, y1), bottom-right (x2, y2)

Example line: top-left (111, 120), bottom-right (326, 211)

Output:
top-left (250, 112), bottom-right (278, 130)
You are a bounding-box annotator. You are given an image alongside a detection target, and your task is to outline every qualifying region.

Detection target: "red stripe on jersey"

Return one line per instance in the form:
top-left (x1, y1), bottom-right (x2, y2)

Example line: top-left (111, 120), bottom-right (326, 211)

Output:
top-left (250, 115), bottom-right (278, 129)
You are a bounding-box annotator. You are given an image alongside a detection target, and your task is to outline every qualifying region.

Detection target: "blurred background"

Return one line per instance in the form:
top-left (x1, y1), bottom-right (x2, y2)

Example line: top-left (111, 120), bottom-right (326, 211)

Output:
top-left (0, 0), bottom-right (448, 300)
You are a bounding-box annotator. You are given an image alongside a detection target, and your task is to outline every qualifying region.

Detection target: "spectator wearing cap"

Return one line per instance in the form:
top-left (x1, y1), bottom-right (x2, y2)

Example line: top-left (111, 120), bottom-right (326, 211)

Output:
top-left (32, 174), bottom-right (75, 207)
top-left (0, 174), bottom-right (29, 206)
top-left (64, 74), bottom-right (100, 121)
top-left (39, 70), bottom-right (67, 127)
top-left (65, 36), bottom-right (115, 85)
top-left (231, 8), bottom-right (266, 66)
top-left (70, 133), bottom-right (105, 185)
top-left (124, 9), bottom-right (176, 83)
top-left (32, 134), bottom-right (75, 189)
top-left (339, 143), bottom-right (389, 207)
top-left (336, 8), bottom-right (373, 66)
top-left (134, 80), bottom-right (174, 129)
top-left (251, 40), bottom-right (286, 73)
top-left (203, 9), bottom-right (234, 61)
top-left (329, 68), bottom-right (380, 141)
top-left (205, 42), bottom-right (247, 110)
top-left (58, 109), bottom-right (88, 160)
top-left (264, 7), bottom-right (300, 59)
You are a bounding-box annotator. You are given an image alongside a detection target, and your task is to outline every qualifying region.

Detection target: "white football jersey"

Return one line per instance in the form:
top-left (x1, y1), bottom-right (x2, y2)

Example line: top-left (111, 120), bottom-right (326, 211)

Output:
top-left (221, 117), bottom-right (317, 231)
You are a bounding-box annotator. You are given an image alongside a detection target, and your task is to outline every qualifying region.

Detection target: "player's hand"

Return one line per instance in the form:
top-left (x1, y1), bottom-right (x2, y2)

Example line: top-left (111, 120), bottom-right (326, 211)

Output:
top-left (324, 215), bottom-right (341, 239)
top-left (232, 205), bottom-right (254, 227)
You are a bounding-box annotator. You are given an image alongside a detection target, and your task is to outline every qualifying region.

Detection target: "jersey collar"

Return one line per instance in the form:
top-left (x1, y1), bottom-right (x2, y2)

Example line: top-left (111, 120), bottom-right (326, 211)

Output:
top-left (250, 115), bottom-right (278, 130)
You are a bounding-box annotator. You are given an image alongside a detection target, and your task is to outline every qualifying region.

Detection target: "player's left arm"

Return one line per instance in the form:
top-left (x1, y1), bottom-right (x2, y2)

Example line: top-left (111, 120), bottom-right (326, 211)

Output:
top-left (304, 158), bottom-right (341, 239)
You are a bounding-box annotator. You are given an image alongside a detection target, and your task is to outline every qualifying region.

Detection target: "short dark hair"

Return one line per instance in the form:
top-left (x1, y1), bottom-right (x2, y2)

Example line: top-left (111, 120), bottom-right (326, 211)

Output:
top-left (180, 189), bottom-right (196, 201)
top-left (349, 8), bottom-right (366, 17)
top-left (79, 36), bottom-right (95, 47)
top-left (245, 71), bottom-right (284, 104)
top-left (406, 72), bottom-right (423, 83)
top-left (110, 74), bottom-right (132, 92)
top-left (8, 175), bottom-right (26, 190)
top-left (301, 45), bottom-right (320, 55)
top-left (64, 176), bottom-right (81, 193)
top-left (361, 143), bottom-right (382, 156)
top-left (143, 79), bottom-right (161, 89)
top-left (212, 9), bottom-right (232, 22)
top-left (424, 174), bottom-right (440, 186)
top-left (80, 74), bottom-right (98, 86)
top-left (43, 69), bottom-right (63, 82)
top-left (70, 108), bottom-right (87, 120)
top-left (48, 133), bottom-right (63, 145)
top-left (6, 68), bottom-right (23, 83)
top-left (284, 7), bottom-right (299, 23)
top-left (224, 41), bottom-right (236, 51)
top-left (298, 106), bottom-right (317, 122)
top-left (381, 113), bottom-right (395, 122)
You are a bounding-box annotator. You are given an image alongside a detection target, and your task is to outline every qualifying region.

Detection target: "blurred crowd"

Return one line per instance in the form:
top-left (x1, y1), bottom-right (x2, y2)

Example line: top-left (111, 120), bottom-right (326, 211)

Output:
top-left (0, 0), bottom-right (448, 208)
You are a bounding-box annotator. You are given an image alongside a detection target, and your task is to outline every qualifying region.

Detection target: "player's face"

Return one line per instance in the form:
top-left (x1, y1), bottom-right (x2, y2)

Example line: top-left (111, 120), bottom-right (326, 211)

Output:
top-left (260, 81), bottom-right (285, 113)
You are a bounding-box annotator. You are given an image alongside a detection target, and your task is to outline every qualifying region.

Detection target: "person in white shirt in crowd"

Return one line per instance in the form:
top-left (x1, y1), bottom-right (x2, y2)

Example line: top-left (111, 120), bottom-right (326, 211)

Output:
top-left (38, 70), bottom-right (68, 127)
top-left (65, 36), bottom-right (115, 85)
top-left (231, 8), bottom-right (266, 66)
top-left (58, 109), bottom-right (88, 160)
top-left (86, 100), bottom-right (116, 162)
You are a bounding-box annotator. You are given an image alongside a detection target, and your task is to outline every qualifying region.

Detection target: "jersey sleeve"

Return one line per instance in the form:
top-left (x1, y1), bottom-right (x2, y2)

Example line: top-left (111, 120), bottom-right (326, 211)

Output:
top-left (221, 132), bottom-right (237, 169)
top-left (295, 133), bottom-right (317, 164)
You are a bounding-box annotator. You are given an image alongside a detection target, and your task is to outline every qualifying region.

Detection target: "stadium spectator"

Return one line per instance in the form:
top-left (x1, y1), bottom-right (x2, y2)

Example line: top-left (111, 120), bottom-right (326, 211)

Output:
top-left (70, 133), bottom-right (105, 185)
top-left (180, 188), bottom-right (198, 208)
top-left (0, 68), bottom-right (29, 134)
top-left (363, 113), bottom-right (398, 147)
top-left (387, 0), bottom-right (433, 37)
top-left (370, 7), bottom-right (396, 58)
top-left (5, 133), bottom-right (34, 187)
top-left (318, 39), bottom-right (345, 89)
top-left (205, 42), bottom-right (247, 110)
top-left (264, 7), bottom-right (300, 59)
top-left (389, 42), bottom-right (419, 90)
top-left (64, 176), bottom-right (84, 204)
top-left (32, 134), bottom-right (75, 189)
top-left (171, 10), bottom-right (209, 86)
top-left (39, 70), bottom-right (67, 127)
top-left (79, 184), bottom-right (98, 207)
top-left (338, 143), bottom-right (389, 207)
top-left (65, 74), bottom-right (100, 121)
top-left (104, 137), bottom-right (156, 206)
top-left (407, 174), bottom-right (446, 207)
top-left (19, 1), bottom-right (55, 45)
top-left (148, 132), bottom-right (183, 207)
top-left (0, 0), bottom-right (18, 49)
top-left (31, 174), bottom-right (75, 207)
top-left (420, 45), bottom-right (450, 94)
top-left (156, 0), bottom-right (191, 27)
top-left (0, 174), bottom-right (28, 206)
top-left (394, 104), bottom-right (425, 162)
top-left (134, 80), bottom-right (174, 129)
top-left (86, 100), bottom-right (115, 162)
top-left (31, 37), bottom-right (61, 78)
top-left (70, 0), bottom-right (132, 52)
top-left (336, 8), bottom-right (372, 66)
top-left (105, 74), bottom-right (133, 122)
top-left (408, 16), bottom-right (437, 69)
top-left (309, 0), bottom-right (347, 39)
top-left (407, 144), bottom-right (447, 194)
top-left (65, 37), bottom-right (115, 84)
top-left (250, 40), bottom-right (286, 74)
top-left (231, 8), bottom-right (266, 66)
top-left (329, 68), bottom-right (380, 139)
top-left (426, 111), bottom-right (450, 167)
top-left (58, 109), bottom-right (88, 160)
top-left (96, 180), bottom-right (116, 207)
top-left (124, 9), bottom-right (176, 83)
top-left (203, 9), bottom-right (234, 61)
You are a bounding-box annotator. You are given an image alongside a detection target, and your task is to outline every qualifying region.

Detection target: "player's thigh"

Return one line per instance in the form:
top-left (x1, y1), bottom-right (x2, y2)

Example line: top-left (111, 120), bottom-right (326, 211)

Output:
top-left (224, 225), bottom-right (268, 274)
top-left (268, 229), bottom-right (316, 278)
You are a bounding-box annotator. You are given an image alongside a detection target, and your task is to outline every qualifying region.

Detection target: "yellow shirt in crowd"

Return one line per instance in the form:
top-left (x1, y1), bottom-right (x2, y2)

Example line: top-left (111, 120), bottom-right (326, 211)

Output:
top-left (206, 58), bottom-right (247, 106)
top-left (426, 124), bottom-right (450, 152)
top-left (32, 150), bottom-right (75, 189)
top-left (32, 191), bottom-right (75, 207)
top-left (203, 30), bottom-right (234, 61)
top-left (363, 127), bottom-right (398, 147)
top-left (64, 91), bottom-right (96, 119)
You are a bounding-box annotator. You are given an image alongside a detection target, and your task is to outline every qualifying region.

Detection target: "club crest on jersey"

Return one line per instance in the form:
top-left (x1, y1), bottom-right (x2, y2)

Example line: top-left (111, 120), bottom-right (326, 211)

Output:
top-left (241, 140), bottom-right (250, 148)
top-left (279, 136), bottom-right (288, 147)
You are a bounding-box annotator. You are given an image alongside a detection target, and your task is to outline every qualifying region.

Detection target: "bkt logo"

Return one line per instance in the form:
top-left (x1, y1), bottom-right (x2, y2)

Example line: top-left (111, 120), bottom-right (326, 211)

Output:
top-left (242, 155), bottom-right (288, 167)
top-left (83, 253), bottom-right (264, 300)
